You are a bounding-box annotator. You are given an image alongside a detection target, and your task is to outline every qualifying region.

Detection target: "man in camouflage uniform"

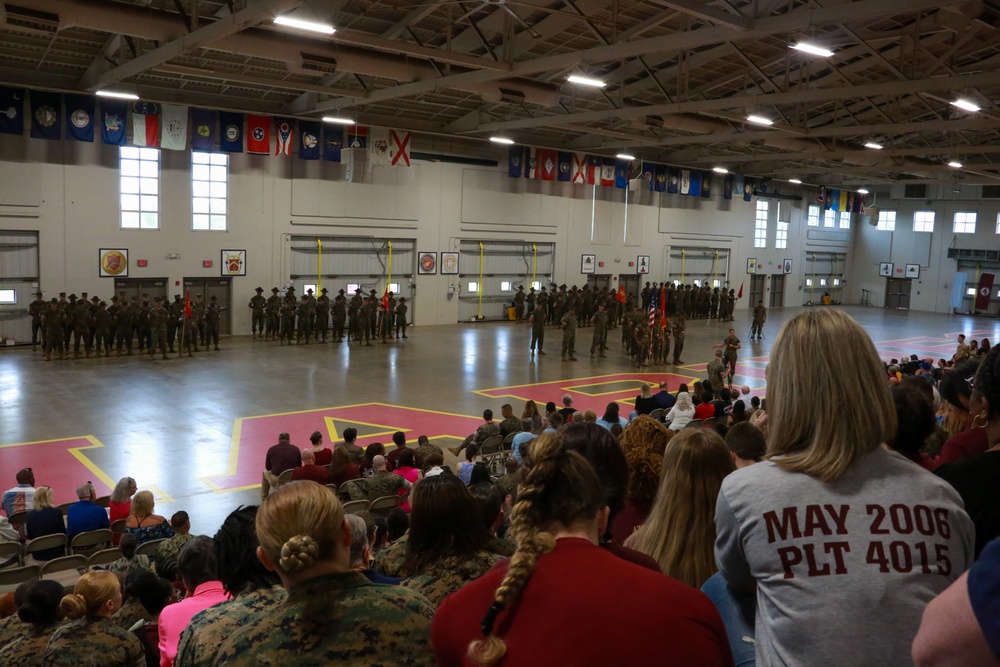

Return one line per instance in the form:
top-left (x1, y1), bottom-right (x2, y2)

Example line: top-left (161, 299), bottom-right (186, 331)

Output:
top-left (62, 293), bottom-right (75, 354)
top-left (707, 349), bottom-right (727, 395)
top-left (347, 289), bottom-right (362, 343)
top-left (672, 313), bottom-right (686, 365)
top-left (180, 304), bottom-right (199, 357)
top-left (651, 316), bottom-right (665, 366)
top-left (751, 300), bottom-right (767, 339)
top-left (560, 306), bottom-right (578, 362)
top-left (726, 288), bottom-right (737, 321)
top-left (190, 294), bottom-right (206, 346)
top-left (295, 295), bottom-right (314, 345)
top-left (94, 301), bottom-right (113, 357)
top-left (363, 455), bottom-right (412, 501)
top-left (719, 328), bottom-right (741, 386)
top-left (28, 291), bottom-right (46, 352)
top-left (43, 299), bottom-right (65, 361)
top-left (368, 289), bottom-right (379, 340)
top-left (148, 297), bottom-right (170, 360)
top-left (357, 296), bottom-right (373, 346)
top-left (136, 297), bottom-right (151, 352)
top-left (168, 295), bottom-right (183, 352)
top-left (331, 289), bottom-right (347, 343)
top-left (278, 298), bottom-right (296, 346)
top-left (589, 302), bottom-right (607, 359)
top-left (264, 288), bottom-right (281, 341)
top-left (249, 287), bottom-right (266, 339)
top-left (529, 303), bottom-right (545, 356)
top-left (153, 512), bottom-right (194, 581)
top-left (710, 287), bottom-right (720, 320)
top-left (450, 410), bottom-right (503, 457)
top-left (525, 287), bottom-right (536, 321)
top-left (514, 285), bottom-right (525, 321)
top-left (173, 507), bottom-right (286, 667)
top-left (205, 295), bottom-right (221, 351)
top-left (315, 288), bottom-right (330, 343)
top-left (633, 321), bottom-right (650, 368)
top-left (395, 297), bottom-right (408, 339)
top-left (71, 297), bottom-right (93, 359)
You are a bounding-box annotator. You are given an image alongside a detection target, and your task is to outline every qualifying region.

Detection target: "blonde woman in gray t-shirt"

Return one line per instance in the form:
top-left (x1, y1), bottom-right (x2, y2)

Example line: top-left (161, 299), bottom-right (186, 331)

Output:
top-left (714, 308), bottom-right (974, 667)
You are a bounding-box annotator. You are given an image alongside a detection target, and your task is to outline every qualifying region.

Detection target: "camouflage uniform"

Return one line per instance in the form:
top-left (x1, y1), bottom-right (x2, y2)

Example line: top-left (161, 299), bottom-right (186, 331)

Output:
top-left (279, 301), bottom-right (296, 345)
top-left (560, 310), bottom-right (577, 361)
top-left (192, 297), bottom-right (207, 346)
top-left (363, 470), bottom-right (409, 501)
top-left (73, 300), bottom-right (93, 358)
top-left (205, 299), bottom-right (221, 350)
top-left (402, 551), bottom-right (503, 606)
top-left (415, 443), bottom-right (439, 471)
top-left (0, 615), bottom-right (25, 650)
top-left (374, 533), bottom-right (409, 578)
top-left (107, 554), bottom-right (153, 585)
top-left (148, 301), bottom-right (169, 359)
top-left (395, 300), bottom-right (408, 339)
top-left (332, 292), bottom-right (347, 342)
top-left (315, 291), bottom-right (330, 342)
top-left (43, 303), bottom-right (66, 360)
top-left (94, 304), bottom-right (113, 357)
top-left (498, 415), bottom-right (521, 438)
top-left (723, 333), bottom-right (741, 379)
top-left (265, 290), bottom-right (281, 341)
top-left (174, 585), bottom-right (286, 667)
top-left (115, 303), bottom-right (134, 355)
top-left (28, 296), bottom-right (46, 351)
top-left (295, 298), bottom-right (313, 344)
top-left (707, 357), bottom-right (727, 394)
top-left (211, 572), bottom-right (435, 667)
top-left (154, 533), bottom-right (195, 575)
top-left (112, 596), bottom-right (155, 630)
top-left (672, 316), bottom-right (686, 364)
top-left (590, 308), bottom-right (607, 358)
top-left (0, 621), bottom-right (61, 666)
top-left (249, 291), bottom-right (266, 338)
top-left (168, 296), bottom-right (184, 351)
top-left (44, 616), bottom-right (144, 667)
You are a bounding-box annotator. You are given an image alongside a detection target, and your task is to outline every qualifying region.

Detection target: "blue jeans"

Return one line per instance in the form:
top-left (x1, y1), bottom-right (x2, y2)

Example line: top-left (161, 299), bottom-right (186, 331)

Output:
top-left (701, 572), bottom-right (756, 667)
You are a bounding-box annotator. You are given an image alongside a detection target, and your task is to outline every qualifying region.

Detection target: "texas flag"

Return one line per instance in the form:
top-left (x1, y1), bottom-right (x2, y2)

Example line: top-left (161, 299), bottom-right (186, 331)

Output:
top-left (131, 102), bottom-right (160, 147)
top-left (247, 114), bottom-right (270, 154)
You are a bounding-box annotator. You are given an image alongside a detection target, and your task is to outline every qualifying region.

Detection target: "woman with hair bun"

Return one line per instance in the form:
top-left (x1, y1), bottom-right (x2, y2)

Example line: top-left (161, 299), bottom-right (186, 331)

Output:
top-left (43, 570), bottom-right (144, 667)
top-left (0, 580), bottom-right (64, 666)
top-left (432, 432), bottom-right (733, 666)
top-left (213, 481), bottom-right (436, 666)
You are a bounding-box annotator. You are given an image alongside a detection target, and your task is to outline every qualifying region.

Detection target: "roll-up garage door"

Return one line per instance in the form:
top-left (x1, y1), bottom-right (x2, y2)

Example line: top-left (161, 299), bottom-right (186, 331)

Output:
top-left (666, 246), bottom-right (730, 288)
top-left (0, 230), bottom-right (39, 345)
top-left (457, 241), bottom-right (554, 321)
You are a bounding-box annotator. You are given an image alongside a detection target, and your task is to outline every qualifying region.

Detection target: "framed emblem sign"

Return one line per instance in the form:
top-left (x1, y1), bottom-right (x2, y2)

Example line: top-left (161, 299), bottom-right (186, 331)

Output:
top-left (221, 249), bottom-right (246, 276)
top-left (418, 252), bottom-right (437, 275)
top-left (581, 254), bottom-right (596, 274)
top-left (636, 255), bottom-right (650, 274)
top-left (782, 259), bottom-right (792, 274)
top-left (905, 263), bottom-right (920, 279)
top-left (879, 262), bottom-right (893, 277)
top-left (99, 248), bottom-right (128, 277)
top-left (441, 252), bottom-right (459, 275)
top-left (747, 258), bottom-right (757, 275)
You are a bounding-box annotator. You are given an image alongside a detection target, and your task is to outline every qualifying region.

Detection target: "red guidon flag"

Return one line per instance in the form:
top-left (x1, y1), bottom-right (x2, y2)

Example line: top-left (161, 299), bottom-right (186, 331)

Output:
top-left (737, 282), bottom-right (744, 299)
top-left (382, 289), bottom-right (390, 312)
top-left (976, 273), bottom-right (994, 311)
top-left (184, 292), bottom-right (192, 319)
top-left (615, 285), bottom-right (626, 303)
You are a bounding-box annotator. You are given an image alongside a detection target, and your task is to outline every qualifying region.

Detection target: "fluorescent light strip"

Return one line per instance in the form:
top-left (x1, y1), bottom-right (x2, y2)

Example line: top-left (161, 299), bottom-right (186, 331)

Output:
top-left (951, 99), bottom-right (980, 113)
top-left (864, 141), bottom-right (883, 150)
top-left (274, 15), bottom-right (335, 34)
top-left (746, 115), bottom-right (773, 126)
top-left (788, 179), bottom-right (802, 184)
top-left (712, 167), bottom-right (728, 174)
top-left (322, 117), bottom-right (355, 125)
top-left (490, 136), bottom-right (515, 145)
top-left (567, 75), bottom-right (606, 88)
top-left (948, 161), bottom-right (963, 168)
top-left (616, 153), bottom-right (635, 160)
top-left (791, 42), bottom-right (834, 58)
top-left (96, 90), bottom-right (139, 100)
top-left (857, 188), bottom-right (869, 194)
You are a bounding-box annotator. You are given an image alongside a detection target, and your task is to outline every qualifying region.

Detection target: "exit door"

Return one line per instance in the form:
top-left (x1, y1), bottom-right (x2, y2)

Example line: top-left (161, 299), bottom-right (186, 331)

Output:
top-left (183, 278), bottom-right (233, 334)
top-left (749, 275), bottom-right (765, 309)
top-left (769, 275), bottom-right (785, 308)
top-left (619, 275), bottom-right (639, 303)
top-left (113, 278), bottom-right (169, 305)
top-left (587, 274), bottom-right (612, 294)
top-left (885, 278), bottom-right (912, 310)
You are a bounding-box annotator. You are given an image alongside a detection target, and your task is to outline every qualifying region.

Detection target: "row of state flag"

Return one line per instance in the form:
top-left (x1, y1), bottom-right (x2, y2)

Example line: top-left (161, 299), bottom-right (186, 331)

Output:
top-left (0, 87), bottom-right (411, 165)
top-left (816, 185), bottom-right (867, 214)
top-left (508, 145), bottom-right (769, 201)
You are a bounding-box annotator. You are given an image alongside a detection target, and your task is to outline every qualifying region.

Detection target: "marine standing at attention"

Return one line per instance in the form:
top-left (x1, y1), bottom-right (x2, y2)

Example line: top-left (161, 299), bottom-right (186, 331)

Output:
top-left (43, 299), bottom-right (65, 361)
top-left (265, 288), bottom-right (281, 341)
top-left (206, 296), bottom-right (222, 351)
top-left (332, 290), bottom-right (347, 343)
top-left (671, 314), bottom-right (686, 365)
top-left (714, 328), bottom-right (741, 387)
top-left (315, 288), bottom-right (331, 343)
top-left (249, 287), bottom-right (266, 339)
top-left (590, 303), bottom-right (607, 359)
top-left (751, 300), bottom-right (767, 340)
top-left (529, 303), bottom-right (546, 356)
top-left (148, 297), bottom-right (170, 360)
top-left (395, 298), bottom-right (408, 339)
top-left (560, 307), bottom-right (578, 362)
top-left (514, 286), bottom-right (525, 321)
top-left (28, 291), bottom-right (46, 351)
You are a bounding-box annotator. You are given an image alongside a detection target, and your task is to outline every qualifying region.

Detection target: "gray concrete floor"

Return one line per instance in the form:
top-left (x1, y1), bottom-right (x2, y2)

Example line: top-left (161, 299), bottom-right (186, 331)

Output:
top-left (2, 305), bottom-right (998, 536)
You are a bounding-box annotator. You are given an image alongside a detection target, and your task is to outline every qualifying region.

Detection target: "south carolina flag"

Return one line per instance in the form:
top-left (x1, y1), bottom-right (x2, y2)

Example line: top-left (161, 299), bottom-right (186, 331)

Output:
top-left (275, 117), bottom-right (294, 156)
top-left (247, 114), bottom-right (270, 154)
top-left (131, 102), bottom-right (159, 147)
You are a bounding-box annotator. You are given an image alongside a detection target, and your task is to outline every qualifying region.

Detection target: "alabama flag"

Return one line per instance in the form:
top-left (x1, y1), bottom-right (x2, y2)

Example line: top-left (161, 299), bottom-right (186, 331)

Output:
top-left (275, 117), bottom-right (294, 156)
top-left (131, 102), bottom-right (160, 147)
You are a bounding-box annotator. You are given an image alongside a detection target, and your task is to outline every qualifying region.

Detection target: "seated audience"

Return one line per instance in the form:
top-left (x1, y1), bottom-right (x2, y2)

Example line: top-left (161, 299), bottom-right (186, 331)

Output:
top-left (174, 506), bottom-right (286, 667)
top-left (595, 402), bottom-right (629, 431)
top-left (498, 404), bottom-right (521, 437)
top-left (2, 469), bottom-right (36, 517)
top-left (25, 486), bottom-right (66, 561)
top-left (725, 423), bottom-right (767, 469)
top-left (44, 570), bottom-right (145, 666)
top-left (128, 572), bottom-right (175, 667)
top-left (107, 533), bottom-right (153, 585)
top-left (888, 384), bottom-right (940, 471)
top-left (328, 447), bottom-right (360, 486)
top-left (654, 381), bottom-right (677, 410)
top-left (511, 421), bottom-right (537, 466)
top-left (112, 570), bottom-right (155, 631)
top-left (626, 429), bottom-right (735, 586)
top-left (612, 416), bottom-right (672, 545)
top-left (431, 432), bottom-right (733, 666)
top-left (157, 537), bottom-right (229, 667)
top-left (291, 449), bottom-right (329, 485)
top-left (630, 383), bottom-right (658, 420)
top-left (694, 391), bottom-right (716, 421)
top-left (394, 449), bottom-right (423, 512)
top-left (456, 445), bottom-right (479, 485)
top-left (421, 450), bottom-right (447, 478)
top-left (211, 481), bottom-right (435, 666)
top-left (468, 482), bottom-right (514, 556)
top-left (0, 516), bottom-right (17, 543)
top-left (414, 436), bottom-right (440, 471)
top-left (0, 581), bottom-right (32, 649)
top-left (261, 433), bottom-right (301, 499)
top-left (124, 491), bottom-right (174, 546)
top-left (937, 360), bottom-right (986, 464)
top-left (359, 442), bottom-right (385, 478)
top-left (154, 512), bottom-right (194, 576)
top-left (666, 391), bottom-right (695, 430)
top-left (557, 394), bottom-right (577, 422)
top-left (715, 309), bottom-right (973, 665)
top-left (936, 345), bottom-right (1000, 558)
top-left (363, 455), bottom-right (412, 501)
top-left (387, 508), bottom-right (409, 543)
top-left (580, 409), bottom-right (597, 423)
top-left (541, 401), bottom-right (559, 429)
top-left (109, 477), bottom-right (137, 545)
top-left (307, 431), bottom-right (332, 467)
top-left (67, 482), bottom-right (110, 540)
top-left (0, 580), bottom-right (64, 665)
top-left (712, 388), bottom-right (733, 419)
top-left (727, 400), bottom-right (748, 425)
top-left (385, 431), bottom-right (410, 471)
top-left (496, 458), bottom-right (521, 501)
top-left (347, 514), bottom-right (400, 585)
top-left (912, 534), bottom-right (1000, 666)
top-left (451, 410), bottom-right (501, 458)
top-left (521, 400), bottom-right (542, 430)
top-left (469, 463), bottom-right (492, 486)
top-left (335, 428), bottom-right (365, 464)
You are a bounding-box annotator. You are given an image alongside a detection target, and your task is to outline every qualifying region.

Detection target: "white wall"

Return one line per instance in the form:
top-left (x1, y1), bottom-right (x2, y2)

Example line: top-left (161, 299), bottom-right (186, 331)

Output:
top-left (0, 134), bottom-right (843, 331)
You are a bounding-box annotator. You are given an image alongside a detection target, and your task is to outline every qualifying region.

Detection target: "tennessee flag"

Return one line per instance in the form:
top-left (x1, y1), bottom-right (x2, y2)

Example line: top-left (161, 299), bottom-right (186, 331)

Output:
top-left (184, 292), bottom-right (192, 319)
top-left (615, 285), bottom-right (626, 304)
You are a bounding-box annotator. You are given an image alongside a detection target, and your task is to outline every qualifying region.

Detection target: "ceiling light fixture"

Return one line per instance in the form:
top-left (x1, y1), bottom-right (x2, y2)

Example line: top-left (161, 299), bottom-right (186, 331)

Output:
top-left (746, 114), bottom-right (773, 126)
top-left (489, 136), bottom-right (515, 145)
top-left (273, 15), bottom-right (335, 34)
top-left (96, 90), bottom-right (139, 100)
top-left (322, 116), bottom-right (355, 125)
top-left (616, 153), bottom-right (635, 161)
top-left (788, 179), bottom-right (802, 184)
top-left (864, 141), bottom-right (883, 150)
top-left (857, 188), bottom-right (869, 194)
top-left (567, 74), bottom-right (606, 88)
top-left (712, 167), bottom-right (728, 174)
top-left (951, 99), bottom-right (980, 113)
top-left (948, 161), bottom-right (963, 168)
top-left (790, 42), bottom-right (834, 57)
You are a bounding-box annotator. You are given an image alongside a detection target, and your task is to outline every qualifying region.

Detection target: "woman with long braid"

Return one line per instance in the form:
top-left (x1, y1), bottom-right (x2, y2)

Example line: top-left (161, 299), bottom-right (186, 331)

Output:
top-left (431, 432), bottom-right (733, 667)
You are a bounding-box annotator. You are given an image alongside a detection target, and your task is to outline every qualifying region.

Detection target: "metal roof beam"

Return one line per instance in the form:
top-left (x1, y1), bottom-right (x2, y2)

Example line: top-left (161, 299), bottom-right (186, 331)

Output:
top-left (646, 0), bottom-right (751, 30)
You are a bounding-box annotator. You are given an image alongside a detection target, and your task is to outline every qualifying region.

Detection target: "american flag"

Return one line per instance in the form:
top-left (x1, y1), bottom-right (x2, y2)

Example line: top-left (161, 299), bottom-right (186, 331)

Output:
top-left (649, 287), bottom-right (658, 328)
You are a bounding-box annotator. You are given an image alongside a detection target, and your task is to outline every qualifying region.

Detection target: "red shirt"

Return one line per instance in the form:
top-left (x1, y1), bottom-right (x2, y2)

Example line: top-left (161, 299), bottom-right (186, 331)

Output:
top-left (938, 428), bottom-right (989, 466)
top-left (432, 538), bottom-right (733, 667)
top-left (291, 464), bottom-right (329, 485)
top-left (694, 402), bottom-right (716, 421)
top-left (329, 464), bottom-right (360, 487)
top-left (311, 448), bottom-right (333, 467)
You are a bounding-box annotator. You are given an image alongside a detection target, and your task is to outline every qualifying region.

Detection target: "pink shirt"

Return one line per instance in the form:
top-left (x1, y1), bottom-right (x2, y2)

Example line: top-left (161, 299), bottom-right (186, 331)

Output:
top-left (394, 466), bottom-right (420, 512)
top-left (158, 581), bottom-right (230, 667)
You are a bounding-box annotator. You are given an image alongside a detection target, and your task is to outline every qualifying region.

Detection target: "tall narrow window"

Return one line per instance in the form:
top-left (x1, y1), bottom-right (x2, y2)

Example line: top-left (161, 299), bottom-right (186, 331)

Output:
top-left (807, 205), bottom-right (820, 227)
top-left (754, 199), bottom-right (769, 248)
top-left (192, 152), bottom-right (229, 231)
top-left (120, 147), bottom-right (159, 229)
top-left (914, 211), bottom-right (935, 233)
top-left (954, 211), bottom-right (977, 234)
top-left (823, 209), bottom-right (836, 228)
top-left (839, 211), bottom-right (851, 229)
top-left (775, 216), bottom-right (788, 249)
top-left (876, 210), bottom-right (897, 231)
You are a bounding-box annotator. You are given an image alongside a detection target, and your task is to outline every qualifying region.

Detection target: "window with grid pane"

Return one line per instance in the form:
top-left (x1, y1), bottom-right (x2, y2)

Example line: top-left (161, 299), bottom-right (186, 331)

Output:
top-left (823, 209), bottom-right (836, 228)
top-left (192, 152), bottom-right (228, 231)
top-left (119, 146), bottom-right (159, 229)
top-left (775, 216), bottom-right (788, 249)
top-left (839, 211), bottom-right (851, 229)
top-left (807, 205), bottom-right (820, 227)
top-left (876, 210), bottom-right (896, 231)
top-left (954, 211), bottom-right (977, 234)
top-left (754, 200), bottom-right (768, 248)
top-left (914, 211), bottom-right (935, 233)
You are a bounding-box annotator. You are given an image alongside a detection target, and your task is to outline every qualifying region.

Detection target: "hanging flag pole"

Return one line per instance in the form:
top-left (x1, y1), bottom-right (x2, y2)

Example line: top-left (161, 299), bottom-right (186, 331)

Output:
top-left (478, 242), bottom-right (485, 320)
top-left (811, 253), bottom-right (817, 303)
top-left (711, 250), bottom-right (718, 289)
top-left (317, 238), bottom-right (322, 295)
top-left (531, 244), bottom-right (537, 288)
top-left (387, 241), bottom-right (393, 293)
top-left (681, 249), bottom-right (686, 283)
